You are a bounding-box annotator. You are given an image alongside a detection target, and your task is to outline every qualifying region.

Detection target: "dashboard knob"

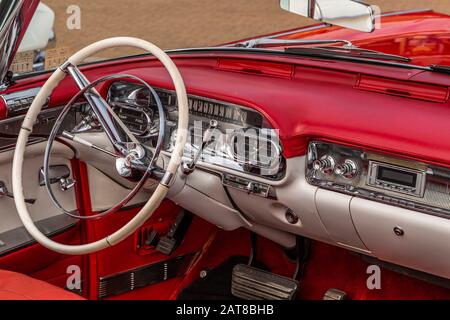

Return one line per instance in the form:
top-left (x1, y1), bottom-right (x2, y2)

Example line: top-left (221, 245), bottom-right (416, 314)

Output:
top-left (312, 155), bottom-right (335, 174)
top-left (246, 181), bottom-right (261, 194)
top-left (335, 159), bottom-right (358, 179)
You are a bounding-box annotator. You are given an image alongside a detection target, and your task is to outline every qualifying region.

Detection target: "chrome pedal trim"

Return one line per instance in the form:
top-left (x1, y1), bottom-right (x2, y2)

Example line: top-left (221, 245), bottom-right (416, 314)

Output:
top-left (323, 288), bottom-right (348, 300)
top-left (231, 264), bottom-right (298, 300)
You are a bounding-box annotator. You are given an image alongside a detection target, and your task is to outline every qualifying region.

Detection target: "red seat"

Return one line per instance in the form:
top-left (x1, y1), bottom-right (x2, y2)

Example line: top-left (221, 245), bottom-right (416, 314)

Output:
top-left (0, 270), bottom-right (84, 300)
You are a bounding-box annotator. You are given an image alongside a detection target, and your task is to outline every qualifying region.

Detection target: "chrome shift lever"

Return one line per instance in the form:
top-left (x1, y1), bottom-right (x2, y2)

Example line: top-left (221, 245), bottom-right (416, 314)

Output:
top-left (182, 120), bottom-right (219, 175)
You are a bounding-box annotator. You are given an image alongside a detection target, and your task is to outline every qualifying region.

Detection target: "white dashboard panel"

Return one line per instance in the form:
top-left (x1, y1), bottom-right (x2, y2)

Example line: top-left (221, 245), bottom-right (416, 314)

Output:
top-left (0, 142), bottom-right (77, 234)
top-left (174, 154), bottom-right (450, 279)
top-left (315, 189), bottom-right (370, 253)
top-left (351, 197), bottom-right (450, 279)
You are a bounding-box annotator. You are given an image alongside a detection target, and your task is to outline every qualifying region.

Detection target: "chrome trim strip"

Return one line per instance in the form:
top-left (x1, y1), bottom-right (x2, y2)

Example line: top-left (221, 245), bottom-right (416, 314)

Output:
top-left (307, 141), bottom-right (450, 220)
top-left (380, 8), bottom-right (432, 17)
top-left (316, 182), bottom-right (450, 221)
top-left (0, 213), bottom-right (77, 256)
top-left (0, 86), bottom-right (46, 116)
top-left (160, 171), bottom-right (174, 188)
top-left (0, 0), bottom-right (39, 88)
top-left (263, 8), bottom-right (433, 39)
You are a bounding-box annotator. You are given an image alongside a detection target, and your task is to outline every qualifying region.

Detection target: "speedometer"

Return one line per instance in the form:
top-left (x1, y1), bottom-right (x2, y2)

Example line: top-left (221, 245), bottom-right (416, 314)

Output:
top-left (108, 81), bottom-right (285, 180)
top-left (108, 82), bottom-right (161, 140)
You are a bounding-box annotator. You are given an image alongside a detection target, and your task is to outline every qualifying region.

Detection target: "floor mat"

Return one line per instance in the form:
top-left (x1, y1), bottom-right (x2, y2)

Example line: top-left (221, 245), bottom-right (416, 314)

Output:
top-left (178, 256), bottom-right (267, 300)
top-left (298, 242), bottom-right (450, 300)
top-left (176, 228), bottom-right (450, 300)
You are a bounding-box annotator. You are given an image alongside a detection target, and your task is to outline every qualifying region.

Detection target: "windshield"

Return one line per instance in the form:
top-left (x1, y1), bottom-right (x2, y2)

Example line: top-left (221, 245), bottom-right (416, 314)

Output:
top-left (8, 0), bottom-right (450, 77)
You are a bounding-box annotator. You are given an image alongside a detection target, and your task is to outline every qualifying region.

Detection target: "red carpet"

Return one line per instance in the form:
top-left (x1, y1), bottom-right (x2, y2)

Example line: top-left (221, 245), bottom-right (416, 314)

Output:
top-left (298, 241), bottom-right (450, 300)
top-left (176, 228), bottom-right (450, 300)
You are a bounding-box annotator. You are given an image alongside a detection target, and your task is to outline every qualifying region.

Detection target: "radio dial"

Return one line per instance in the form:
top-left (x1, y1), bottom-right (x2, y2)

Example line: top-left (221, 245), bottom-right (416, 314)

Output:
top-left (313, 155), bottom-right (335, 174)
top-left (335, 160), bottom-right (358, 179)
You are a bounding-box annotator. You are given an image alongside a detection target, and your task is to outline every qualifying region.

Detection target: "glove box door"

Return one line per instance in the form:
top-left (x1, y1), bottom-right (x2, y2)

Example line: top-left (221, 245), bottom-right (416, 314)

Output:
top-left (351, 197), bottom-right (450, 279)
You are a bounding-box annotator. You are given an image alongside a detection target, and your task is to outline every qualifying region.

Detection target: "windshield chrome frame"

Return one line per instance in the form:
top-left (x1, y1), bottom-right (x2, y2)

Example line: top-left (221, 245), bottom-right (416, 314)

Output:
top-left (0, 0), bottom-right (39, 90)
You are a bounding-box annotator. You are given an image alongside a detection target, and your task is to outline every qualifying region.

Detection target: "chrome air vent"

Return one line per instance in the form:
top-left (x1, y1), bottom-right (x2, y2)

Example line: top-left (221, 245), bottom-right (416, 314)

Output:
top-left (1, 87), bottom-right (49, 116)
top-left (98, 253), bottom-right (195, 299)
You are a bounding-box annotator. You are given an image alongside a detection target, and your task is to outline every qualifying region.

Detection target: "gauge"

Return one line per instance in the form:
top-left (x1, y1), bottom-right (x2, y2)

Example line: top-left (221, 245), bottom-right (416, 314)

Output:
top-left (108, 83), bottom-right (163, 140)
top-left (227, 129), bottom-right (281, 170)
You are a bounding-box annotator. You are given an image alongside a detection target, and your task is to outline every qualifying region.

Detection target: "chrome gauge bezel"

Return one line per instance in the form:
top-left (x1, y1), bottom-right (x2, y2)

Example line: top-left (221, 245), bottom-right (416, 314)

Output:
top-left (226, 128), bottom-right (282, 172)
top-left (107, 81), bottom-right (286, 180)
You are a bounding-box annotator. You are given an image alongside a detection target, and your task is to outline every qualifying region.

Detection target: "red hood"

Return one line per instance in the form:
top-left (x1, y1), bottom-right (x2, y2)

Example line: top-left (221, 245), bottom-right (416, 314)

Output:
top-left (248, 10), bottom-right (450, 67)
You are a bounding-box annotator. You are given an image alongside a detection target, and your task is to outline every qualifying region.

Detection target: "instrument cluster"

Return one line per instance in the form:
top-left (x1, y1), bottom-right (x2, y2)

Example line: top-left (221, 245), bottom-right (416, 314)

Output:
top-left (107, 81), bottom-right (285, 180)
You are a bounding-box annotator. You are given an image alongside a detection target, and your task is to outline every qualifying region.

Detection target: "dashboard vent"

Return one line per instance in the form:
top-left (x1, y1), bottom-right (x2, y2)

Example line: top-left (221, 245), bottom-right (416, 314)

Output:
top-left (217, 58), bottom-right (294, 78)
top-left (356, 75), bottom-right (449, 103)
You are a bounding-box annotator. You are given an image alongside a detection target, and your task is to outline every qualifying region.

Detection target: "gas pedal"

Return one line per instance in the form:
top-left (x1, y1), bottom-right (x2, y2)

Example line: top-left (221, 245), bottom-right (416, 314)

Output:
top-left (231, 264), bottom-right (298, 300)
top-left (323, 288), bottom-right (348, 300)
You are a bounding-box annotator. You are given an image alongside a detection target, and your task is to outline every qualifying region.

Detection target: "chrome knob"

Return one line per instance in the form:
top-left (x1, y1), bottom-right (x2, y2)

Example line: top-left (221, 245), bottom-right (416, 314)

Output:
top-left (335, 159), bottom-right (358, 179)
top-left (116, 158), bottom-right (132, 177)
top-left (312, 155), bottom-right (335, 174)
top-left (245, 181), bottom-right (261, 194)
top-left (59, 178), bottom-right (76, 192)
top-left (394, 226), bottom-right (404, 237)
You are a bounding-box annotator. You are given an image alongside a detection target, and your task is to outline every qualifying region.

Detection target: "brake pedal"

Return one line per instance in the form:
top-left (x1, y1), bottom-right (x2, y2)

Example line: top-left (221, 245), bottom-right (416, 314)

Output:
top-left (156, 211), bottom-right (192, 255)
top-left (323, 288), bottom-right (348, 300)
top-left (231, 264), bottom-right (298, 300)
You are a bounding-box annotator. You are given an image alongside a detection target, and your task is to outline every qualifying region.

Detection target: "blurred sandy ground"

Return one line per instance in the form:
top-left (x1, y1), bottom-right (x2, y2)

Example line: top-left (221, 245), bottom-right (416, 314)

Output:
top-left (44, 0), bottom-right (450, 58)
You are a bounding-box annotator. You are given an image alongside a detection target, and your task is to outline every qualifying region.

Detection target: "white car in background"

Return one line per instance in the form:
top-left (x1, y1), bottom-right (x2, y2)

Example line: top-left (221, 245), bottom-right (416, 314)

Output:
top-left (18, 2), bottom-right (55, 70)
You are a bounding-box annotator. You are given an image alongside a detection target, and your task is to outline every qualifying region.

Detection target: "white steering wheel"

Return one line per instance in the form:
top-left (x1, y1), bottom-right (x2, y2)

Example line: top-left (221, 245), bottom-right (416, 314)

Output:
top-left (12, 37), bottom-right (189, 255)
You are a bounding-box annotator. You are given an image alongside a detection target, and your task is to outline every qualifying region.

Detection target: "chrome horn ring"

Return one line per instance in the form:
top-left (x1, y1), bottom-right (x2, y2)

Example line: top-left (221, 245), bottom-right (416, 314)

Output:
top-left (43, 73), bottom-right (166, 220)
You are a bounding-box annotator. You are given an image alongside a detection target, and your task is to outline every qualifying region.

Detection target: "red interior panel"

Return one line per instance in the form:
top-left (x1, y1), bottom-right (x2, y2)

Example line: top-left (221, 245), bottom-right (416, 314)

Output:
top-left (0, 226), bottom-right (83, 287)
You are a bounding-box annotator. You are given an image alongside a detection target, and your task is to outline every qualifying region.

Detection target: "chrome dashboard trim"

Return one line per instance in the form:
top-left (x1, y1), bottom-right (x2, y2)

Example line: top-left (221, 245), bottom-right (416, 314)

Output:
top-left (145, 85), bottom-right (267, 128)
top-left (306, 141), bottom-right (450, 220)
top-left (226, 129), bottom-right (282, 170)
top-left (108, 82), bottom-right (267, 127)
top-left (108, 81), bottom-right (286, 181)
top-left (0, 103), bottom-right (86, 152)
top-left (0, 86), bottom-right (49, 116)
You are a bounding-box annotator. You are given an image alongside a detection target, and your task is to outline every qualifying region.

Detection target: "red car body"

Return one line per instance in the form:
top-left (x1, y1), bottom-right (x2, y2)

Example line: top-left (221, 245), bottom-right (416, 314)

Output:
top-left (248, 9), bottom-right (450, 67)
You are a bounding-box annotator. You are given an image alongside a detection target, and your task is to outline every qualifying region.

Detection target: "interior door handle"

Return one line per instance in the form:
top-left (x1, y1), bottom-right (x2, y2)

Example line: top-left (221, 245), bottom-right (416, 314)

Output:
top-left (0, 181), bottom-right (36, 204)
top-left (39, 165), bottom-right (71, 186)
top-left (39, 165), bottom-right (76, 192)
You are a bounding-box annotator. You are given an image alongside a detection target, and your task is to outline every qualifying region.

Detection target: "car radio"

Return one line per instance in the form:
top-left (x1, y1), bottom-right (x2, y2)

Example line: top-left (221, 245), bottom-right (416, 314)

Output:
top-left (306, 141), bottom-right (450, 219)
top-left (367, 161), bottom-right (426, 198)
